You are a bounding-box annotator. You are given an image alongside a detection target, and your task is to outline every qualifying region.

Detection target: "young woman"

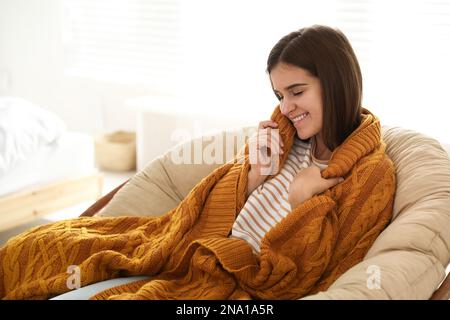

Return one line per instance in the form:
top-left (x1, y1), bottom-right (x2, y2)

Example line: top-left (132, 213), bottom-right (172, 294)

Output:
top-left (231, 25), bottom-right (389, 255)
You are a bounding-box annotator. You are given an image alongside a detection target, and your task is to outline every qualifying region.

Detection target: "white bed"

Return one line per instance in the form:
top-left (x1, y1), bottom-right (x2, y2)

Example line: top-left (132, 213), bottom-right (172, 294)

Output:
top-left (0, 132), bottom-right (97, 197)
top-left (0, 97), bottom-right (103, 231)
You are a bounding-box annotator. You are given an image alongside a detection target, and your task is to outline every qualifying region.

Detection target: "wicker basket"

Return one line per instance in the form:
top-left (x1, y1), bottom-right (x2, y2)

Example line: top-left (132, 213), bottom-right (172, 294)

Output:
top-left (95, 131), bottom-right (136, 171)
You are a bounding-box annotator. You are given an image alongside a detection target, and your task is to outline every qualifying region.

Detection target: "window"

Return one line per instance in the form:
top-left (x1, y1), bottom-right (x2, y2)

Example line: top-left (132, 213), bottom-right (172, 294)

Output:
top-left (62, 0), bottom-right (182, 93)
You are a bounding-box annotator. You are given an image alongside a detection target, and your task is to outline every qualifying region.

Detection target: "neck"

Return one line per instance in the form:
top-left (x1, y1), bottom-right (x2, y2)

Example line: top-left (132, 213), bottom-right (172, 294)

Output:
top-left (313, 135), bottom-right (333, 161)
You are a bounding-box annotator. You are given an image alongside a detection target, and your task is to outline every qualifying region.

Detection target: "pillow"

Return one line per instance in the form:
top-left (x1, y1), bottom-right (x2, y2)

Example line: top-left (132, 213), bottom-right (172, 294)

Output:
top-left (0, 97), bottom-right (66, 177)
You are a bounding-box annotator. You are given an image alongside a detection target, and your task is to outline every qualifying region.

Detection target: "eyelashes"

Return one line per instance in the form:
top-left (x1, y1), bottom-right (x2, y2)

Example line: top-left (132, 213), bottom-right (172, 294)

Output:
top-left (275, 91), bottom-right (303, 101)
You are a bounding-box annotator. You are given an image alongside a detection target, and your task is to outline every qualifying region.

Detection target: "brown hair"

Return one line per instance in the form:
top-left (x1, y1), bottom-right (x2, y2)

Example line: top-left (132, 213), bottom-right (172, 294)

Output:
top-left (267, 25), bottom-right (362, 151)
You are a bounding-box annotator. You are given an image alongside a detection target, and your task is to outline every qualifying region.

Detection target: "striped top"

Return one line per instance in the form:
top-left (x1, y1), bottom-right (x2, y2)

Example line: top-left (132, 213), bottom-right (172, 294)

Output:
top-left (230, 135), bottom-right (329, 253)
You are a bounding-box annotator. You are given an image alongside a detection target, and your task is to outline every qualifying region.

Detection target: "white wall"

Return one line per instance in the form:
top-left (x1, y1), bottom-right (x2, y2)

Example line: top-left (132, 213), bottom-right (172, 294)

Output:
top-left (0, 0), bottom-right (163, 135)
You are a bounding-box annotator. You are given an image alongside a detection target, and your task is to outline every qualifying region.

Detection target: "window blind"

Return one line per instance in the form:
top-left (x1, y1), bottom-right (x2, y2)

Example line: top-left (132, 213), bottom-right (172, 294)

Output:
top-left (333, 0), bottom-right (450, 143)
top-left (335, 0), bottom-right (376, 63)
top-left (333, 0), bottom-right (450, 73)
top-left (62, 0), bottom-right (182, 92)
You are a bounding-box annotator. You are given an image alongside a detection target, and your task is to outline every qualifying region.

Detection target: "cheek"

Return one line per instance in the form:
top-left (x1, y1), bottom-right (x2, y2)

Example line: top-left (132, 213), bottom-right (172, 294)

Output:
top-left (307, 97), bottom-right (323, 118)
top-left (305, 98), bottom-right (323, 129)
top-left (312, 108), bottom-right (323, 127)
top-left (313, 107), bottom-right (323, 120)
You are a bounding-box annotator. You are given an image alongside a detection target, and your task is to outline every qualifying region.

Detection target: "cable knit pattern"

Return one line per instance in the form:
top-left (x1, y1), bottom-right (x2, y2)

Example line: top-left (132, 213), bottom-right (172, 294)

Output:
top-left (0, 106), bottom-right (396, 300)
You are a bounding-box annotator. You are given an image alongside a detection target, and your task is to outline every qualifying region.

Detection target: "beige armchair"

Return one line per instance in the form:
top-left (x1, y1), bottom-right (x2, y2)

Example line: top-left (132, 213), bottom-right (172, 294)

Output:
top-left (81, 125), bottom-right (450, 300)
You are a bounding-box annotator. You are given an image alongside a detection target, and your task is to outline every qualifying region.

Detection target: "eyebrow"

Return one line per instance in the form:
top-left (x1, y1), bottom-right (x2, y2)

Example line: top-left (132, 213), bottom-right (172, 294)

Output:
top-left (273, 83), bottom-right (308, 92)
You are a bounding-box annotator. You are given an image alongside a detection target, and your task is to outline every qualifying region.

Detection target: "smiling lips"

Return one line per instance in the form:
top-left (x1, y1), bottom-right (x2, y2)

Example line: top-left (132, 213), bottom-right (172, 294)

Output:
top-left (291, 112), bottom-right (309, 125)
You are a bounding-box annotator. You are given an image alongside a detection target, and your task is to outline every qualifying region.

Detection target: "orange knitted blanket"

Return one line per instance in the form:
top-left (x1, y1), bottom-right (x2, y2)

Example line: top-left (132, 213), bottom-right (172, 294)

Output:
top-left (0, 106), bottom-right (396, 300)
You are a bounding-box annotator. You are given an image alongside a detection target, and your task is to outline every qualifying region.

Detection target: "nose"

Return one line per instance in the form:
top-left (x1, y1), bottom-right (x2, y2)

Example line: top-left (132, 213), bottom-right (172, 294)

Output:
top-left (280, 98), bottom-right (296, 116)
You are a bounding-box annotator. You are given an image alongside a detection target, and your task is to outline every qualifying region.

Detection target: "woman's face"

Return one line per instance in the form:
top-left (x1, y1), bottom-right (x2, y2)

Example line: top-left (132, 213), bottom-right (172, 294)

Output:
top-left (270, 62), bottom-right (323, 140)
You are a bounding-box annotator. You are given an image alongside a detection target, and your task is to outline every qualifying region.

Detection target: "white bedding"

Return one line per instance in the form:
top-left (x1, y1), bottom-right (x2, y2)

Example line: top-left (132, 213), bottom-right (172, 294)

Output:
top-left (0, 131), bottom-right (96, 197)
top-left (0, 97), bottom-right (66, 176)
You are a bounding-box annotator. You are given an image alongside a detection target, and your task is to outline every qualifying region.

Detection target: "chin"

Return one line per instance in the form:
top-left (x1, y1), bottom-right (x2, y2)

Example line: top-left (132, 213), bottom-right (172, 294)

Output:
top-left (296, 130), bottom-right (312, 141)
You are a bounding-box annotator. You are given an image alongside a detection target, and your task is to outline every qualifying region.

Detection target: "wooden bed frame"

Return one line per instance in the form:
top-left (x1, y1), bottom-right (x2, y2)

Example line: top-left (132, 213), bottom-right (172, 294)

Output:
top-left (0, 173), bottom-right (103, 232)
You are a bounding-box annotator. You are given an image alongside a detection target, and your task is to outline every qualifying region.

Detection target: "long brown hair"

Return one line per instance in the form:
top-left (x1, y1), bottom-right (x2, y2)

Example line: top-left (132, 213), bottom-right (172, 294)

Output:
top-left (267, 25), bottom-right (362, 151)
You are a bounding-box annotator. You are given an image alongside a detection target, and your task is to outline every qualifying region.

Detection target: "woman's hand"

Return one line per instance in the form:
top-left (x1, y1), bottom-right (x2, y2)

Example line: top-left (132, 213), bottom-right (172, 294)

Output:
top-left (288, 164), bottom-right (344, 209)
top-left (246, 120), bottom-right (284, 197)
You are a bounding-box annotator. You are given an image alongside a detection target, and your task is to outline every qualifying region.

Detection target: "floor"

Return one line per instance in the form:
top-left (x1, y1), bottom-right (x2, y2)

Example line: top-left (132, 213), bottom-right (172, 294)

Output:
top-left (0, 169), bottom-right (136, 246)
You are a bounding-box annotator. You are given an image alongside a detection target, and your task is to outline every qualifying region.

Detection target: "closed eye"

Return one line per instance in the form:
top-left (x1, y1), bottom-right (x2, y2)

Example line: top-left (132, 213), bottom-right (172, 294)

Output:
top-left (274, 91), bottom-right (302, 101)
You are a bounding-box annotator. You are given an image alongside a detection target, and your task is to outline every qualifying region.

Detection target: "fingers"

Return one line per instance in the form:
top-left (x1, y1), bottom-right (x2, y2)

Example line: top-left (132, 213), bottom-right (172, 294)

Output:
top-left (326, 176), bottom-right (345, 188)
top-left (258, 120), bottom-right (278, 130)
top-left (248, 120), bottom-right (285, 175)
top-left (254, 120), bottom-right (284, 153)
